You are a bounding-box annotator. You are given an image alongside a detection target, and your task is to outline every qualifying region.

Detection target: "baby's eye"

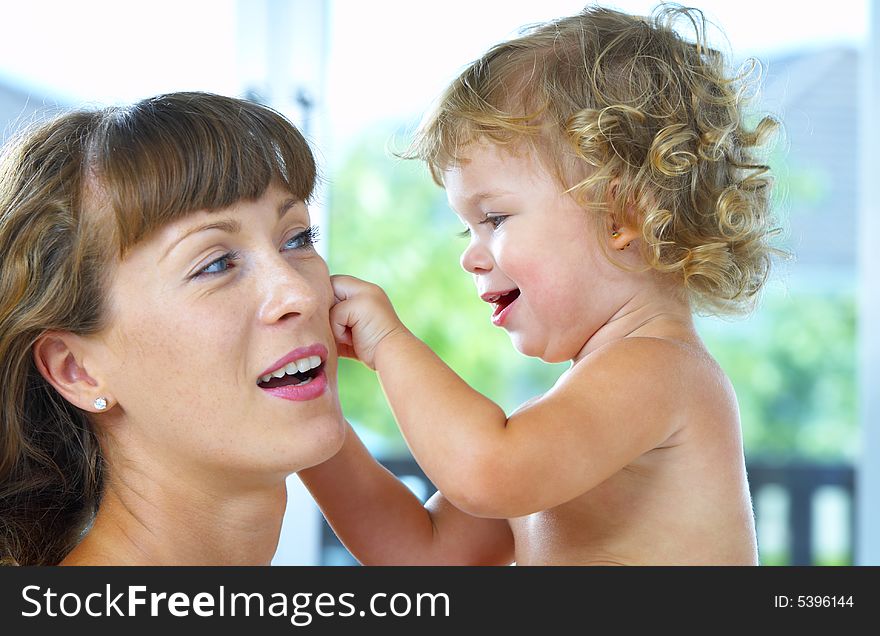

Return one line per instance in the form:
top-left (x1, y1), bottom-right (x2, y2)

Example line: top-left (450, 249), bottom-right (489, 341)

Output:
top-left (480, 214), bottom-right (508, 230)
top-left (284, 225), bottom-right (320, 251)
top-left (193, 251), bottom-right (240, 278)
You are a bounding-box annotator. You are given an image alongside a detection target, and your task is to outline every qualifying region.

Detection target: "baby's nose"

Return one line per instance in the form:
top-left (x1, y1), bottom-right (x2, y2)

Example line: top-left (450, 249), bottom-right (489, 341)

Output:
top-left (460, 240), bottom-right (493, 274)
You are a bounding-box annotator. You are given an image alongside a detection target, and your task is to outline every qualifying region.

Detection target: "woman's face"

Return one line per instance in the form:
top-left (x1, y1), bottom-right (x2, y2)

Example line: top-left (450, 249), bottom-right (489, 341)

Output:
top-left (88, 183), bottom-right (344, 486)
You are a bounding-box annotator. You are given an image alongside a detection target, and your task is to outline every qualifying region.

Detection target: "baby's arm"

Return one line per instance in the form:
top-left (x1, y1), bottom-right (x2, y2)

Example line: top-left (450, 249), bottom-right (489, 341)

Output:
top-left (298, 421), bottom-right (514, 565)
top-left (331, 275), bottom-right (685, 519)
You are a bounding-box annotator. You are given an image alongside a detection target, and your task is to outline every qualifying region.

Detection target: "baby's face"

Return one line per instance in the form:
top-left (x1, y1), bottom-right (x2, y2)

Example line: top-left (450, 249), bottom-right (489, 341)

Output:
top-left (444, 140), bottom-right (637, 363)
top-left (85, 183), bottom-right (345, 484)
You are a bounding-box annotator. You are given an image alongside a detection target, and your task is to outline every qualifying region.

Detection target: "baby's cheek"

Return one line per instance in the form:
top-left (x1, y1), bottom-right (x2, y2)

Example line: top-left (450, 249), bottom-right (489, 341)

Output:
top-left (517, 262), bottom-right (564, 298)
top-left (528, 274), bottom-right (587, 329)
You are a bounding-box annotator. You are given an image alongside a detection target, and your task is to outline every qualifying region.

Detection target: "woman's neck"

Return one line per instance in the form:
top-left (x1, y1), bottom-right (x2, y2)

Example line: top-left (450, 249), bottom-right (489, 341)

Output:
top-left (61, 468), bottom-right (288, 566)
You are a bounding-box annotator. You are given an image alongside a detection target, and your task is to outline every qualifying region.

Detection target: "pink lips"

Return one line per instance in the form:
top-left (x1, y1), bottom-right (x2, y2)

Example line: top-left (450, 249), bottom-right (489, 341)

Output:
top-left (258, 343), bottom-right (329, 402)
top-left (480, 289), bottom-right (520, 327)
top-left (261, 371), bottom-right (328, 402)
top-left (491, 302), bottom-right (516, 327)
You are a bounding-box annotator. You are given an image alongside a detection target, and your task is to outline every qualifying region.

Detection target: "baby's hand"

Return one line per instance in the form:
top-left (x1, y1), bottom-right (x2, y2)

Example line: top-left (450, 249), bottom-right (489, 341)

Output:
top-left (330, 275), bottom-right (408, 369)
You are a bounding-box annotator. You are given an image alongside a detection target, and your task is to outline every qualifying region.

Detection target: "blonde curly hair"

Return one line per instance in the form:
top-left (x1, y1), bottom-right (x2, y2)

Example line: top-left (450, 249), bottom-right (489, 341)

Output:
top-left (408, 4), bottom-right (782, 315)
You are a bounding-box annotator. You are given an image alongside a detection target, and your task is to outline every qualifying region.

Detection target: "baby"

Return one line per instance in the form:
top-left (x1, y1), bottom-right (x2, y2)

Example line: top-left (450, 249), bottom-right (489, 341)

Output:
top-left (301, 5), bottom-right (779, 565)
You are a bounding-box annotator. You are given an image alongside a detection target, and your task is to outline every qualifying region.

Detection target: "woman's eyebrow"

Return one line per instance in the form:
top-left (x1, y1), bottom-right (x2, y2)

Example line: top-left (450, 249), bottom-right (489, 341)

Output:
top-left (161, 218), bottom-right (242, 262)
top-left (278, 197), bottom-right (299, 219)
top-left (160, 198), bottom-right (301, 262)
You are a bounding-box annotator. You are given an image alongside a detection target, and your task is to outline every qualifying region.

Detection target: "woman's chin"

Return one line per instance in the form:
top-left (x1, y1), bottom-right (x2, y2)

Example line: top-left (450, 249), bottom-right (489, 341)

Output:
top-left (287, 412), bottom-right (347, 472)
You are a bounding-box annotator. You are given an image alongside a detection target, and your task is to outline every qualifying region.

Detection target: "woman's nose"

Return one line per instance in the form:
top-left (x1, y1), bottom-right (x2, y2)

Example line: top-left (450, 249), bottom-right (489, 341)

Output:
top-left (460, 237), bottom-right (493, 275)
top-left (258, 257), bottom-right (321, 325)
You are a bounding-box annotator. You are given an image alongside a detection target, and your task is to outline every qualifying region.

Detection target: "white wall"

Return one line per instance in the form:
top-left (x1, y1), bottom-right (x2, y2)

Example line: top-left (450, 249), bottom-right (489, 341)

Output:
top-left (857, 0), bottom-right (880, 566)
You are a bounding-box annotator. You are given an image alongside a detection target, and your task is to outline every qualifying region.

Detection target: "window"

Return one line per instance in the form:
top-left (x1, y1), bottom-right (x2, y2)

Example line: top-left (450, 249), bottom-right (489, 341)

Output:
top-left (0, 0), bottom-right (874, 566)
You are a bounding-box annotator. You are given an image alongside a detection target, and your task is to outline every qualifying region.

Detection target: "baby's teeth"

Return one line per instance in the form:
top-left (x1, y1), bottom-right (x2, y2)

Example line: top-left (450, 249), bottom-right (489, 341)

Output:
top-left (296, 358), bottom-right (310, 373)
top-left (309, 355), bottom-right (321, 369)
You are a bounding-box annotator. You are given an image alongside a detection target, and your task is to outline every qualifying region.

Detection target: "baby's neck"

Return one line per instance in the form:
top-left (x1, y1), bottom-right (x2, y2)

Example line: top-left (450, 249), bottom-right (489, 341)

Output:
top-left (574, 293), bottom-right (697, 363)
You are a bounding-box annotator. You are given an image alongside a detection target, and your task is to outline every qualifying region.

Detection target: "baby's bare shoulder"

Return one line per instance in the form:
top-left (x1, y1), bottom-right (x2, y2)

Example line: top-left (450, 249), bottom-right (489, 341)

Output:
top-left (564, 335), bottom-right (735, 414)
top-left (576, 335), bottom-right (720, 376)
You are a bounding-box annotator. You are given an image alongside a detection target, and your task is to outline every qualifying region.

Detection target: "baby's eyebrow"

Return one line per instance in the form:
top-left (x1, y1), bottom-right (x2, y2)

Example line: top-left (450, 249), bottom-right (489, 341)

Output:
top-left (466, 189), bottom-right (512, 205)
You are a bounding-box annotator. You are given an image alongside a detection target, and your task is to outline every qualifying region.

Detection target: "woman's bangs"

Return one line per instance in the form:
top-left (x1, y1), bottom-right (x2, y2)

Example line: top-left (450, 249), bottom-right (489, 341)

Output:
top-left (87, 94), bottom-right (316, 254)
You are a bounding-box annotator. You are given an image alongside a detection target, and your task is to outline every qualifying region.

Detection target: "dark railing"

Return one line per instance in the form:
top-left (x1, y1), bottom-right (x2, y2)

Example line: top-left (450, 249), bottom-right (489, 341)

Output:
top-left (747, 461), bottom-right (855, 565)
top-left (319, 458), bottom-right (856, 566)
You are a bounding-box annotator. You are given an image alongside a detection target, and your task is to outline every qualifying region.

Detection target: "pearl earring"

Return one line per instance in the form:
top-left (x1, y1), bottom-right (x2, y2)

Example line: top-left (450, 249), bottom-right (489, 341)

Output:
top-left (93, 397), bottom-right (108, 411)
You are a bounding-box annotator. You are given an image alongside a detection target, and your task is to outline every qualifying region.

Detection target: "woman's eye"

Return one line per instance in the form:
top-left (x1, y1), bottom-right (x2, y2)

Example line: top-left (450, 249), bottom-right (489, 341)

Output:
top-left (457, 228), bottom-right (471, 239)
top-left (194, 251), bottom-right (239, 278)
top-left (284, 225), bottom-right (320, 251)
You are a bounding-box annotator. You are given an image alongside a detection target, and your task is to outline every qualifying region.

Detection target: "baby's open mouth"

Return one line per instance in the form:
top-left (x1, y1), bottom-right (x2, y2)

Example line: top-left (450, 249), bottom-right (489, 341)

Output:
top-left (486, 289), bottom-right (521, 318)
top-left (257, 355), bottom-right (324, 389)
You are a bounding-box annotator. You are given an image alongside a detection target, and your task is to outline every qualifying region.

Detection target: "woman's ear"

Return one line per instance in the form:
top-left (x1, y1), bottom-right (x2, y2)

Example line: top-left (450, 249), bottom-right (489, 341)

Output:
top-left (32, 332), bottom-right (113, 413)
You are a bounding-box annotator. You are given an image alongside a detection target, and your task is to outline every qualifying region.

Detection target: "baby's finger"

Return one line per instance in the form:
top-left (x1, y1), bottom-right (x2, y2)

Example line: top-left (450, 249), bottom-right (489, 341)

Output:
top-left (330, 274), bottom-right (362, 302)
top-left (329, 301), bottom-right (355, 344)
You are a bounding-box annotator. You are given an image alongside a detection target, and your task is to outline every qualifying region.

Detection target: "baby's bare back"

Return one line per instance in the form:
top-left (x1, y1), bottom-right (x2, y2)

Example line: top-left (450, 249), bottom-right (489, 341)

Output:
top-left (509, 337), bottom-right (758, 566)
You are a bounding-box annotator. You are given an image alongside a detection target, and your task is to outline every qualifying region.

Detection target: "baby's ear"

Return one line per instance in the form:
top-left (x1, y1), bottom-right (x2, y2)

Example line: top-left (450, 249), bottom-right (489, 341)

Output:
top-left (609, 221), bottom-right (640, 251)
top-left (606, 179), bottom-right (643, 251)
top-left (32, 332), bottom-right (112, 413)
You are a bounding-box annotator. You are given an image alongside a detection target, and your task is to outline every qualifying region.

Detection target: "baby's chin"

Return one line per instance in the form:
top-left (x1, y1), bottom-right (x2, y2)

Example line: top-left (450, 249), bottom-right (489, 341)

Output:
top-left (508, 333), bottom-right (581, 364)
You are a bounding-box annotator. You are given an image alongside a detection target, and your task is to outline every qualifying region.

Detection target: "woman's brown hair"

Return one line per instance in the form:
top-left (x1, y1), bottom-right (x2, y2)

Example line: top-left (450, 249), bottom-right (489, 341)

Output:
top-left (0, 92), bottom-right (316, 565)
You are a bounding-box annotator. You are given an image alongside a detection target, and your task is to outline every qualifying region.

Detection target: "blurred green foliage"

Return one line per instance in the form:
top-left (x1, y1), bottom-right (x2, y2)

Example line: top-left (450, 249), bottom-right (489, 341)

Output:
top-left (326, 125), bottom-right (857, 463)
top-left (698, 291), bottom-right (857, 461)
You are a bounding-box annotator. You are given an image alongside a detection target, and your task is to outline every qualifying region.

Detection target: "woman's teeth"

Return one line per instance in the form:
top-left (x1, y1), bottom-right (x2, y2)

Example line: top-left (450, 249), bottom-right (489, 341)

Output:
top-left (259, 355), bottom-right (322, 384)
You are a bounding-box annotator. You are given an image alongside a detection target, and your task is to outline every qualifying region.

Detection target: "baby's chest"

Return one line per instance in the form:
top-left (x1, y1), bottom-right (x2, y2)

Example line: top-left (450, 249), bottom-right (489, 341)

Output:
top-left (507, 492), bottom-right (612, 561)
top-left (507, 466), bottom-right (680, 558)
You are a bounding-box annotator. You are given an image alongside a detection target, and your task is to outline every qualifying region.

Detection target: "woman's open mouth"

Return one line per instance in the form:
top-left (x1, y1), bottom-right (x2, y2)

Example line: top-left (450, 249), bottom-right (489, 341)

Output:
top-left (257, 346), bottom-right (329, 401)
top-left (258, 355), bottom-right (323, 388)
